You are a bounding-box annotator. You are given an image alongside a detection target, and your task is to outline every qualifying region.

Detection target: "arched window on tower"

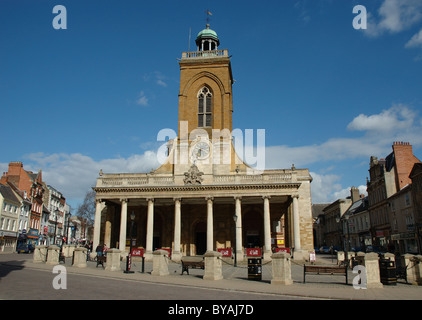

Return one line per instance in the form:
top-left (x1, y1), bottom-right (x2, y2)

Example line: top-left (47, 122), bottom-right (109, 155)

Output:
top-left (197, 87), bottom-right (212, 127)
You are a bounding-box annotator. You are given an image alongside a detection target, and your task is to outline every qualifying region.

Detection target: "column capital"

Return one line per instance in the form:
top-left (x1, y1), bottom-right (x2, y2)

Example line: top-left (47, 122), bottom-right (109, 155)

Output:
top-left (262, 195), bottom-right (271, 200)
top-left (120, 198), bottom-right (128, 203)
top-left (146, 197), bottom-right (154, 203)
top-left (234, 196), bottom-right (242, 201)
top-left (95, 198), bottom-right (103, 204)
top-left (292, 194), bottom-right (300, 199)
top-left (173, 197), bottom-right (182, 202)
top-left (206, 196), bottom-right (214, 201)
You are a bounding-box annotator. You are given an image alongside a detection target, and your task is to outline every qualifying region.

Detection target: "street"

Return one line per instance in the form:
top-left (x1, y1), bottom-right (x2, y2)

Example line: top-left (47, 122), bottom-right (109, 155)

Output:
top-left (0, 253), bottom-right (310, 301)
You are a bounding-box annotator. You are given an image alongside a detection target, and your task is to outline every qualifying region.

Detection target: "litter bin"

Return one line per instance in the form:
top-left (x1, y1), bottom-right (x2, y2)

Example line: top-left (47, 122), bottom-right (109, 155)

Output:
top-left (248, 258), bottom-right (262, 281)
top-left (379, 258), bottom-right (397, 285)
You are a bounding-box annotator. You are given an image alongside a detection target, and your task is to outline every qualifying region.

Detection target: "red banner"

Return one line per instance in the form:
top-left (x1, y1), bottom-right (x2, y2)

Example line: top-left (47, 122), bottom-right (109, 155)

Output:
top-left (131, 248), bottom-right (144, 257)
top-left (217, 248), bottom-right (232, 257)
top-left (246, 248), bottom-right (261, 257)
top-left (274, 247), bottom-right (290, 254)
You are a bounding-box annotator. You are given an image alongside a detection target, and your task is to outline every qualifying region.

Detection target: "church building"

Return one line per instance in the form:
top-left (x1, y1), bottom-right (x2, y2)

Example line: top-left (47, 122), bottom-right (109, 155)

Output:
top-left (93, 23), bottom-right (314, 261)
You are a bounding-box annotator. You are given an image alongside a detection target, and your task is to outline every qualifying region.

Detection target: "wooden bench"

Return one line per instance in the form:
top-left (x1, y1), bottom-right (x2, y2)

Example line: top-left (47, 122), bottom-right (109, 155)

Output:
top-left (303, 265), bottom-right (348, 284)
top-left (181, 258), bottom-right (204, 275)
top-left (96, 255), bottom-right (106, 268)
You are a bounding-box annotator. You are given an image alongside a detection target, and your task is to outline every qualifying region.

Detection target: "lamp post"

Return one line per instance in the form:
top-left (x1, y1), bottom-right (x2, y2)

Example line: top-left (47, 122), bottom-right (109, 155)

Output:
top-left (233, 213), bottom-right (237, 267)
top-left (124, 211), bottom-right (136, 274)
top-left (53, 209), bottom-right (59, 245)
top-left (336, 214), bottom-right (351, 267)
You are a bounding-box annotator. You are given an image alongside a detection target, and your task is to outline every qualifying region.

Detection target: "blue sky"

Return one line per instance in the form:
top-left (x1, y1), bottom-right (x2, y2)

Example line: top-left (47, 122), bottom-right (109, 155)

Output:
top-left (1, 0), bottom-right (422, 210)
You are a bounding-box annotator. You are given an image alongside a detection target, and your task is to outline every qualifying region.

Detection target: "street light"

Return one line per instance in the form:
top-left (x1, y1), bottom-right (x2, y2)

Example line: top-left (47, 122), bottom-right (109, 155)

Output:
top-left (53, 209), bottom-right (59, 245)
top-left (336, 214), bottom-right (351, 267)
top-left (124, 211), bottom-right (136, 274)
top-left (233, 213), bottom-right (237, 267)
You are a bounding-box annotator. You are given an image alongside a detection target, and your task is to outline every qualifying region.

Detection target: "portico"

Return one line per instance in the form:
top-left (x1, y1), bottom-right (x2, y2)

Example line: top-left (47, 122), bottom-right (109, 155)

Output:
top-left (93, 169), bottom-right (311, 261)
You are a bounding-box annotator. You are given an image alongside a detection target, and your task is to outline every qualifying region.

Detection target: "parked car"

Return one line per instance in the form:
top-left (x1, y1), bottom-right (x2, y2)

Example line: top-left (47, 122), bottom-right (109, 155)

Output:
top-left (365, 245), bottom-right (386, 256)
top-left (17, 244), bottom-right (35, 254)
top-left (319, 246), bottom-right (331, 254)
top-left (332, 246), bottom-right (341, 253)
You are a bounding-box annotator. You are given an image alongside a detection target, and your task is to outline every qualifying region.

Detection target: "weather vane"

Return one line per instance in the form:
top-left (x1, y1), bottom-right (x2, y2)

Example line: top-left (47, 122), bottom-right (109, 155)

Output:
top-left (205, 9), bottom-right (212, 25)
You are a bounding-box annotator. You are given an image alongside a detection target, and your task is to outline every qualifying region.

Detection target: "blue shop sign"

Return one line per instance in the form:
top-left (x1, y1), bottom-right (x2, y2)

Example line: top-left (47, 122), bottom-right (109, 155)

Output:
top-left (28, 229), bottom-right (39, 238)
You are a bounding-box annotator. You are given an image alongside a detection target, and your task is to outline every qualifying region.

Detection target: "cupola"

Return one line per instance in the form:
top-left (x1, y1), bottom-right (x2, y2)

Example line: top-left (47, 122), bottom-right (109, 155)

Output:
top-left (195, 24), bottom-right (220, 51)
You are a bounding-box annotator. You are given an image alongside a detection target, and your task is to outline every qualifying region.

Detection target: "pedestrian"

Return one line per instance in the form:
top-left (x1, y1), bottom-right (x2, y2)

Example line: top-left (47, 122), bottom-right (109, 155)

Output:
top-left (96, 244), bottom-right (104, 257)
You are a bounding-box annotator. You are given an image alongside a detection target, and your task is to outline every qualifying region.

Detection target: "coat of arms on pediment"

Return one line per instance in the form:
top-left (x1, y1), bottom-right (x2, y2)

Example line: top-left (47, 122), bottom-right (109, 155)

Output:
top-left (183, 164), bottom-right (204, 185)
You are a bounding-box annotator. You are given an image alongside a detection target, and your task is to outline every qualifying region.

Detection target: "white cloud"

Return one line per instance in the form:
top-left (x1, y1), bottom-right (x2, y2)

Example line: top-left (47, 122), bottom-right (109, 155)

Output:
top-left (406, 28), bottom-right (422, 48)
top-left (23, 151), bottom-right (160, 208)
top-left (309, 172), bottom-right (343, 203)
top-left (156, 79), bottom-right (168, 87)
top-left (263, 104), bottom-right (421, 203)
top-left (136, 91), bottom-right (148, 106)
top-left (366, 0), bottom-right (422, 37)
top-left (347, 104), bottom-right (415, 132)
top-left (332, 185), bottom-right (368, 201)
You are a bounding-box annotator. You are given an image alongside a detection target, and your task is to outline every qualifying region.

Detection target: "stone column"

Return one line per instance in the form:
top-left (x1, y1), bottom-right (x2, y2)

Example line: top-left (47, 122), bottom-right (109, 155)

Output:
top-left (292, 194), bottom-right (303, 260)
top-left (119, 199), bottom-right (128, 253)
top-left (46, 245), bottom-right (60, 265)
top-left (145, 198), bottom-right (154, 261)
top-left (93, 199), bottom-right (103, 250)
top-left (204, 251), bottom-right (223, 280)
top-left (263, 196), bottom-right (272, 260)
top-left (234, 196), bottom-right (243, 262)
top-left (364, 252), bottom-right (383, 289)
top-left (72, 247), bottom-right (87, 268)
top-left (33, 245), bottom-right (48, 263)
top-left (206, 197), bottom-right (214, 252)
top-left (151, 249), bottom-right (170, 276)
top-left (271, 252), bottom-right (293, 285)
top-left (413, 255), bottom-right (422, 286)
top-left (173, 198), bottom-right (182, 262)
top-left (105, 248), bottom-right (122, 272)
top-left (402, 254), bottom-right (416, 284)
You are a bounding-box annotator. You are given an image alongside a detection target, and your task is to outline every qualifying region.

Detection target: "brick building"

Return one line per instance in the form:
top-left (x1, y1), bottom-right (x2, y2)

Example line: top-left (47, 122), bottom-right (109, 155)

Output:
top-left (1, 162), bottom-right (45, 245)
top-left (367, 142), bottom-right (421, 252)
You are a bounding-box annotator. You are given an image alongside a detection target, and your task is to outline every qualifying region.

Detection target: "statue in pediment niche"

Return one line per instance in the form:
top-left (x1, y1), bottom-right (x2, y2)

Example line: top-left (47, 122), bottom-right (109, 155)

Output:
top-left (184, 164), bottom-right (204, 185)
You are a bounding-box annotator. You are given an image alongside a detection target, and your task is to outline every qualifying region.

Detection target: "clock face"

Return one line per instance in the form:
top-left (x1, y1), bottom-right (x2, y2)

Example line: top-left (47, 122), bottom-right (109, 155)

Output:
top-left (191, 141), bottom-right (211, 161)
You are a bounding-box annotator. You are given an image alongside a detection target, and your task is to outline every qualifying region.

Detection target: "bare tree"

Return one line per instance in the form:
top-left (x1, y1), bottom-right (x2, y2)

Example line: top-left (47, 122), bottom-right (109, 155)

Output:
top-left (76, 190), bottom-right (96, 236)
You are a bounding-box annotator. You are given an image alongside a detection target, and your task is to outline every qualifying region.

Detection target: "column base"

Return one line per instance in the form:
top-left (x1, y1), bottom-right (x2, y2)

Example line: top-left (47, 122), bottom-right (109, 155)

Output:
top-left (235, 250), bottom-right (244, 262)
top-left (292, 249), bottom-right (307, 261)
top-left (263, 251), bottom-right (272, 261)
top-left (172, 252), bottom-right (182, 263)
top-left (144, 251), bottom-right (153, 262)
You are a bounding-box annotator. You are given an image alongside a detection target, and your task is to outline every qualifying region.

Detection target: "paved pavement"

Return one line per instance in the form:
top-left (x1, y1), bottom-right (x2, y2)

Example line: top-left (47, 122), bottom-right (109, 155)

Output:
top-left (1, 252), bottom-right (421, 300)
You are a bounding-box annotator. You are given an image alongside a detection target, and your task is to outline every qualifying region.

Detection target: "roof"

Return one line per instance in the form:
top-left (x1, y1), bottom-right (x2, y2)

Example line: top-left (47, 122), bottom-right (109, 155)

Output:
top-left (312, 203), bottom-right (330, 218)
top-left (345, 197), bottom-right (369, 217)
top-left (0, 184), bottom-right (21, 204)
top-left (196, 24), bottom-right (218, 40)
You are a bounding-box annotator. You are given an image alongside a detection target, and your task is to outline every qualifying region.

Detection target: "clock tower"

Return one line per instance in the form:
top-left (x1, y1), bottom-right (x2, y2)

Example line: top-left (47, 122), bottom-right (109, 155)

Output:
top-left (158, 23), bottom-right (245, 177)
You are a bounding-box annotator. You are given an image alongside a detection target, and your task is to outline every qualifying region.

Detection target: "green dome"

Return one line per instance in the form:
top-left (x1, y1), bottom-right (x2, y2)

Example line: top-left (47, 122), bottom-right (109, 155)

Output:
top-left (195, 24), bottom-right (220, 49)
top-left (196, 25), bottom-right (218, 41)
